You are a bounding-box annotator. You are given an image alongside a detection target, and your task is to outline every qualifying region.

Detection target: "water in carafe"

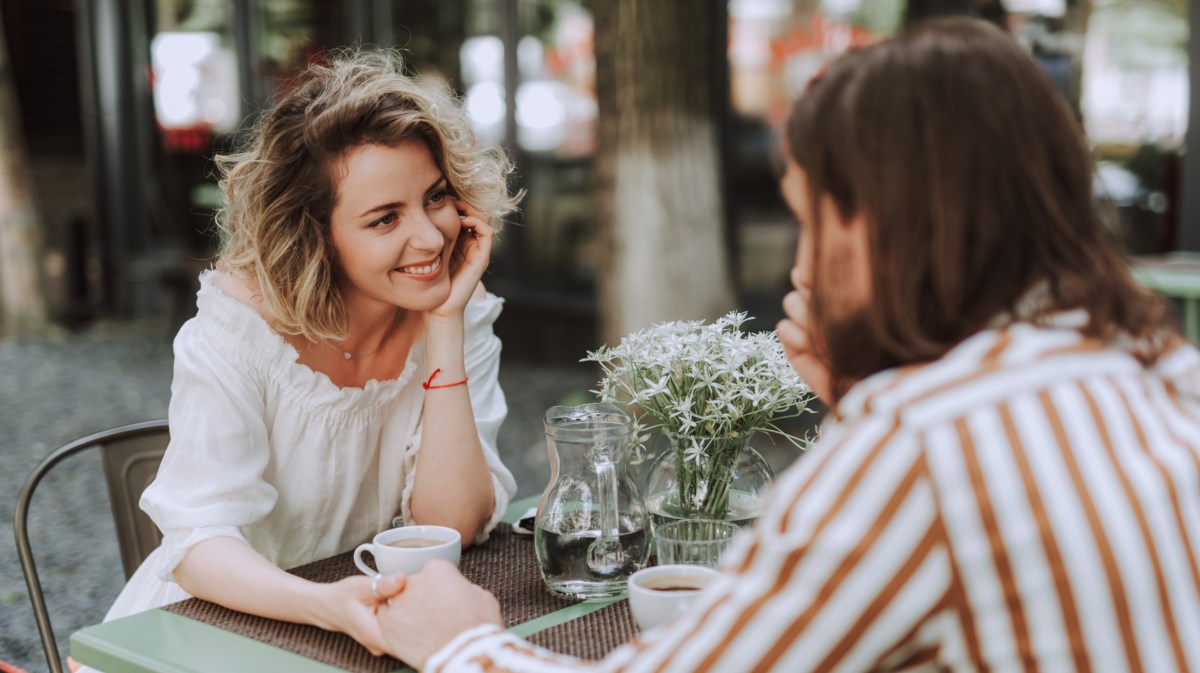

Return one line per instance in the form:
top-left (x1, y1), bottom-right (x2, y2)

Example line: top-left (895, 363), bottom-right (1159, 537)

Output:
top-left (534, 404), bottom-right (650, 599)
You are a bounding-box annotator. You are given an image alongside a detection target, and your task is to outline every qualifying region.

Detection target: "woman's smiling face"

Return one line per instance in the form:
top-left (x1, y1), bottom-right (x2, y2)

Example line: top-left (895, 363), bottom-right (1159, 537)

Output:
top-left (329, 141), bottom-right (462, 313)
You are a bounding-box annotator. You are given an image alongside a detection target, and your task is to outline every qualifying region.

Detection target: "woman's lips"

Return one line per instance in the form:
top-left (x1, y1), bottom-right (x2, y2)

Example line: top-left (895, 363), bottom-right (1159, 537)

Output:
top-left (394, 257), bottom-right (442, 280)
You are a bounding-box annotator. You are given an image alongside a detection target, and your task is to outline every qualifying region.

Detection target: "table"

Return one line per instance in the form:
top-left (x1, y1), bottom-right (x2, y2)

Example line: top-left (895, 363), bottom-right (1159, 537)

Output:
top-left (70, 496), bottom-right (639, 673)
top-left (1132, 252), bottom-right (1200, 344)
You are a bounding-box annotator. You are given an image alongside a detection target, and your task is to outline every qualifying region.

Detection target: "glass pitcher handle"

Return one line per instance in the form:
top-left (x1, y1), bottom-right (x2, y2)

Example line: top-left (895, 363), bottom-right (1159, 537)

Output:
top-left (595, 452), bottom-right (619, 542)
top-left (587, 448), bottom-right (626, 574)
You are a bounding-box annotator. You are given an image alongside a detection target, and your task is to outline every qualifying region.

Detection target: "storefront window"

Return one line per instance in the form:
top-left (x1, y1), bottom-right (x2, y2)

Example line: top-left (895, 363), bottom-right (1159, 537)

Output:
top-left (149, 0), bottom-right (241, 252)
top-left (512, 1), bottom-right (595, 157)
top-left (510, 1), bottom-right (597, 286)
top-left (1079, 0), bottom-right (1188, 254)
top-left (1005, 0), bottom-right (1189, 254)
top-left (729, 0), bottom-right (1191, 305)
top-left (150, 1), bottom-right (239, 150)
top-left (728, 0), bottom-right (901, 302)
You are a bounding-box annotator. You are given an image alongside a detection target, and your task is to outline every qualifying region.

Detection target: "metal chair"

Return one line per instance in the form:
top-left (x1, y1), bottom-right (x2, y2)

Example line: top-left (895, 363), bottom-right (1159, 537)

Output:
top-left (13, 420), bottom-right (170, 673)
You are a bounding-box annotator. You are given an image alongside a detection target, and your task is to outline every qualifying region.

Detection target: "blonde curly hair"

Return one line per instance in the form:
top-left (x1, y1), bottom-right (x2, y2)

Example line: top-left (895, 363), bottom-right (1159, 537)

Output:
top-left (214, 48), bottom-right (520, 343)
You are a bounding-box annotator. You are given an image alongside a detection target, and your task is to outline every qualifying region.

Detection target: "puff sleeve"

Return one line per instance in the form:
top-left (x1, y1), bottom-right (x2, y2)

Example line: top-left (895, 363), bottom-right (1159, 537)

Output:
top-left (139, 319), bottom-right (278, 582)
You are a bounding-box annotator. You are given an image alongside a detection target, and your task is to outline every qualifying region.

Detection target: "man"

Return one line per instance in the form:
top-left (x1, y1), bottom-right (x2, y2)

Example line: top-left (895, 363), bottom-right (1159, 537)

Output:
top-left (372, 18), bottom-right (1200, 672)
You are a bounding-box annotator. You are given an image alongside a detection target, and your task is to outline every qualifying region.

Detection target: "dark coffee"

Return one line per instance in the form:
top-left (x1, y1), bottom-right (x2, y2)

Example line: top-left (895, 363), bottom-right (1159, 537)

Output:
top-left (642, 575), bottom-right (708, 592)
top-left (386, 538), bottom-right (445, 548)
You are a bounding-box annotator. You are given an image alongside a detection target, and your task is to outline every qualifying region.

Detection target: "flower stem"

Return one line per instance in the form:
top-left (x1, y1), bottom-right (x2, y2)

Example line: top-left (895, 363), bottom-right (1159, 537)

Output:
top-left (672, 434), bottom-right (747, 521)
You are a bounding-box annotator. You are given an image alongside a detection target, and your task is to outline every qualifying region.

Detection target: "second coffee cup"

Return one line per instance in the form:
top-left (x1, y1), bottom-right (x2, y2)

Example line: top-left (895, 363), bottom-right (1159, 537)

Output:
top-left (353, 525), bottom-right (461, 577)
top-left (627, 564), bottom-right (721, 630)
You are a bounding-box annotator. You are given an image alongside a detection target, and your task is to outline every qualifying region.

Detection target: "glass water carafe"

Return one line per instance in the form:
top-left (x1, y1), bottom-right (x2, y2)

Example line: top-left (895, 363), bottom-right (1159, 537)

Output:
top-left (534, 404), bottom-right (650, 599)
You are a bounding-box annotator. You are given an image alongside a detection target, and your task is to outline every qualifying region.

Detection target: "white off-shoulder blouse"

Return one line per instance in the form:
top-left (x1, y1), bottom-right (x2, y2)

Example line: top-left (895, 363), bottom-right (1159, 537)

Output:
top-left (104, 270), bottom-right (517, 620)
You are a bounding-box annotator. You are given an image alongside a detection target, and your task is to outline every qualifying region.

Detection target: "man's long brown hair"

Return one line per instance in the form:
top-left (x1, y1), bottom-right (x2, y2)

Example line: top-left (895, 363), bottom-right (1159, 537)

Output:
top-left (786, 17), bottom-right (1175, 398)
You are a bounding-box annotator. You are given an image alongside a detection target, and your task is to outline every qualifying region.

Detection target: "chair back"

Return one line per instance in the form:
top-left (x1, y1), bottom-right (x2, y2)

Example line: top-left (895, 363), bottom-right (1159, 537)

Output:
top-left (100, 429), bottom-right (169, 579)
top-left (13, 420), bottom-right (170, 673)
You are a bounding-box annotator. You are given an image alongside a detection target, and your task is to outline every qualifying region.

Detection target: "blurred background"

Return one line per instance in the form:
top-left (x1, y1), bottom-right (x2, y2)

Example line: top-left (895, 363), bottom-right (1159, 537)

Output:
top-left (1, 0), bottom-right (1196, 670)
top-left (2, 0), bottom-right (1193, 349)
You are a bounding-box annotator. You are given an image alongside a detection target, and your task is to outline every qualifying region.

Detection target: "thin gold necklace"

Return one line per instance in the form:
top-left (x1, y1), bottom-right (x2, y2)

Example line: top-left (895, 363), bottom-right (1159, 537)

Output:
top-left (340, 311), bottom-right (404, 361)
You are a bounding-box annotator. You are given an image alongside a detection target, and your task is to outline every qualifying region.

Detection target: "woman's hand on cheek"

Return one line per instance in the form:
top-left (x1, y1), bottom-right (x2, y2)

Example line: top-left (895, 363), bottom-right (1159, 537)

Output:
top-left (778, 270), bottom-right (833, 403)
top-left (431, 201), bottom-right (493, 321)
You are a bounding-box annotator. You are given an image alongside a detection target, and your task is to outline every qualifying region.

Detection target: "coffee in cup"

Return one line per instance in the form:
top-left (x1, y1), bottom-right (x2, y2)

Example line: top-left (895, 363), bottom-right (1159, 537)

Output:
top-left (385, 538), bottom-right (445, 549)
top-left (354, 525), bottom-right (461, 578)
top-left (639, 573), bottom-right (712, 592)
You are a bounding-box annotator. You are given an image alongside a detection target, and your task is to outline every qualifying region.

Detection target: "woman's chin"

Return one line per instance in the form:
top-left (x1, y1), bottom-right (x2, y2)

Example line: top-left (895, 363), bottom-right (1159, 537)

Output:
top-left (394, 284), bottom-right (453, 313)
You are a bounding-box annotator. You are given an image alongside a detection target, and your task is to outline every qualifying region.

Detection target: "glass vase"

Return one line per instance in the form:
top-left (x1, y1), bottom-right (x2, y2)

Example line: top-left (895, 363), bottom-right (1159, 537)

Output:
top-left (644, 431), bottom-right (773, 528)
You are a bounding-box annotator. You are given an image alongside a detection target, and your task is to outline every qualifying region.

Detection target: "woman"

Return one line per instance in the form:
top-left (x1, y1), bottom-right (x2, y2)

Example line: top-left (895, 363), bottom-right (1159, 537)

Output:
top-left (370, 18), bottom-right (1200, 672)
top-left (101, 49), bottom-right (520, 656)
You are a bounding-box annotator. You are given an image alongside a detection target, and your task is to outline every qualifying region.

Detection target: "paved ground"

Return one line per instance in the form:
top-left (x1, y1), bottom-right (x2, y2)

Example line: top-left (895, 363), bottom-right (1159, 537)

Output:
top-left (0, 318), bottom-right (817, 672)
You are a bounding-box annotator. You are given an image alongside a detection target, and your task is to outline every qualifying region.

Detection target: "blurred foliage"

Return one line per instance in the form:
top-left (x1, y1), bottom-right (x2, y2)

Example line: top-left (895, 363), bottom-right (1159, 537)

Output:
top-left (1090, 0), bottom-right (1187, 71)
top-left (851, 0), bottom-right (905, 35)
top-left (521, 0), bottom-right (562, 43)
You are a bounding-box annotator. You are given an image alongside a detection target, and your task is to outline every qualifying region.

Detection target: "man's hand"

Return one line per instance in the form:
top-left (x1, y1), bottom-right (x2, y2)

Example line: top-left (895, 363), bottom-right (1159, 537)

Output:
top-left (374, 561), bottom-right (502, 669)
top-left (777, 267), bottom-right (833, 403)
top-left (314, 574), bottom-right (404, 656)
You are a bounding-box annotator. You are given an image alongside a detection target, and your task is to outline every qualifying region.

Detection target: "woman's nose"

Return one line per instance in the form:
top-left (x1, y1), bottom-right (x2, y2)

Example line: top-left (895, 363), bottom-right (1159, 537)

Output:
top-left (407, 211), bottom-right (446, 251)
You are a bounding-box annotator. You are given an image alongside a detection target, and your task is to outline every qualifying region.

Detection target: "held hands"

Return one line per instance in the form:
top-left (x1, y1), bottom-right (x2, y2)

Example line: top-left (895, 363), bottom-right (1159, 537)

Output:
top-left (777, 266), bottom-right (834, 403)
top-left (317, 574), bottom-right (406, 656)
top-left (431, 201), bottom-right (494, 321)
top-left (374, 560), bottom-right (502, 669)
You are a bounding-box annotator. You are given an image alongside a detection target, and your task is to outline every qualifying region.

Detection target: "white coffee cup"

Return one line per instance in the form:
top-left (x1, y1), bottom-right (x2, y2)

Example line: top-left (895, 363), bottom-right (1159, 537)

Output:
top-left (627, 564), bottom-right (721, 630)
top-left (353, 525), bottom-right (461, 577)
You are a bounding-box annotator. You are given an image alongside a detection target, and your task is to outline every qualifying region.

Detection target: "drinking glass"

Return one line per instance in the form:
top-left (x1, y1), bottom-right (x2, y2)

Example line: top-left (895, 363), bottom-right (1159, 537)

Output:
top-left (654, 519), bottom-right (739, 567)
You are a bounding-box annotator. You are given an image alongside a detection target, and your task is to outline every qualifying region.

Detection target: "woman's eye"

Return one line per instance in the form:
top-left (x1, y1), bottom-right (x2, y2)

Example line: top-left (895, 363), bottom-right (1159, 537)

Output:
top-left (427, 189), bottom-right (450, 206)
top-left (370, 212), bottom-right (397, 228)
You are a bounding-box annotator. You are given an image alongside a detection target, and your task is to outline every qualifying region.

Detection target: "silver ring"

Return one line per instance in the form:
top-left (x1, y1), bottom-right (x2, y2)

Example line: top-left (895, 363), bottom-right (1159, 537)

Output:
top-left (458, 215), bottom-right (467, 220)
top-left (371, 574), bottom-right (384, 600)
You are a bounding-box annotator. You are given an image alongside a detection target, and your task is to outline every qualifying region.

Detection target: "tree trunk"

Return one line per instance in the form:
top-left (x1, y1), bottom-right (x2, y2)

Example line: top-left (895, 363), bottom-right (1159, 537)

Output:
top-left (593, 0), bottom-right (735, 346)
top-left (0, 7), bottom-right (48, 337)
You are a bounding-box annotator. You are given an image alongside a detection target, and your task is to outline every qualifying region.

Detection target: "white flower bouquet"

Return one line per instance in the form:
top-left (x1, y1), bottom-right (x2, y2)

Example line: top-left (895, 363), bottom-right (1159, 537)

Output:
top-left (583, 312), bottom-right (812, 520)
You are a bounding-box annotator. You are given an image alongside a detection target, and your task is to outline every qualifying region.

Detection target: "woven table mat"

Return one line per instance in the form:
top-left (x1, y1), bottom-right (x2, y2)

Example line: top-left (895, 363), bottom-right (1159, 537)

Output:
top-left (162, 528), bottom-right (627, 672)
top-left (459, 529), bottom-right (577, 626)
top-left (527, 600), bottom-right (641, 661)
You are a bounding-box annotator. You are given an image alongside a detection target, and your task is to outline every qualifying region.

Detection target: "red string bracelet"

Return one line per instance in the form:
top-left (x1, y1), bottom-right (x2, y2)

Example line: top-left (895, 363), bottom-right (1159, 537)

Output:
top-left (422, 368), bottom-right (469, 390)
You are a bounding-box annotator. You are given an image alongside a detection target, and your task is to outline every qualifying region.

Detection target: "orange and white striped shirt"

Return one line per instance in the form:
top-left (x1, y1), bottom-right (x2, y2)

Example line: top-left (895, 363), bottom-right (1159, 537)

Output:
top-left (430, 315), bottom-right (1200, 673)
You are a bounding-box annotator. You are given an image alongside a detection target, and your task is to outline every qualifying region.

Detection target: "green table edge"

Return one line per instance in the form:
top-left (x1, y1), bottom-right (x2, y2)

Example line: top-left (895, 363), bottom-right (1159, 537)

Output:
top-left (508, 596), bottom-right (625, 638)
top-left (70, 611), bottom-right (346, 673)
top-left (1131, 266), bottom-right (1200, 296)
top-left (70, 495), bottom-right (629, 672)
top-left (1131, 253), bottom-right (1200, 344)
top-left (503, 494), bottom-right (540, 525)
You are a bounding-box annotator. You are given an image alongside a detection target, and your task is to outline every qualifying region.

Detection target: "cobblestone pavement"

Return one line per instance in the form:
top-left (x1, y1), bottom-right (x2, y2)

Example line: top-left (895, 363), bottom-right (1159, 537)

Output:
top-left (0, 319), bottom-right (815, 671)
